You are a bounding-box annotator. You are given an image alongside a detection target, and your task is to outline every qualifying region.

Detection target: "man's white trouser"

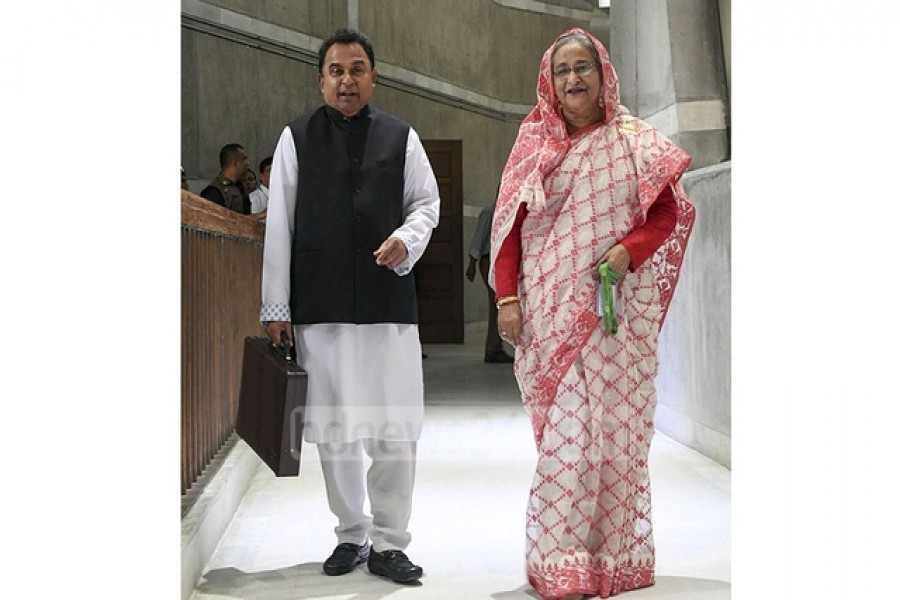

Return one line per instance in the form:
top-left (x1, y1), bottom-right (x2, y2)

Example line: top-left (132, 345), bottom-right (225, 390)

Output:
top-left (317, 439), bottom-right (417, 552)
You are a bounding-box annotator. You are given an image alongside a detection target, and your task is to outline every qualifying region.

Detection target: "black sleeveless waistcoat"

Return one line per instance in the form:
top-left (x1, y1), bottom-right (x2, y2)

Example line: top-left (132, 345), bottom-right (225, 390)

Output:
top-left (288, 105), bottom-right (418, 324)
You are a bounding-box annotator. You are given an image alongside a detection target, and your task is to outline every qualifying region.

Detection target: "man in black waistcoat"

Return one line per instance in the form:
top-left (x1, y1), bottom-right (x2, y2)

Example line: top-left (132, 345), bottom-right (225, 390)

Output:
top-left (259, 28), bottom-right (440, 585)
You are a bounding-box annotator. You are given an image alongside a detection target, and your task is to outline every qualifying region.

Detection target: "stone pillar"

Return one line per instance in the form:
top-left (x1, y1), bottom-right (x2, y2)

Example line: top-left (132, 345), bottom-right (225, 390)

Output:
top-left (610, 0), bottom-right (729, 169)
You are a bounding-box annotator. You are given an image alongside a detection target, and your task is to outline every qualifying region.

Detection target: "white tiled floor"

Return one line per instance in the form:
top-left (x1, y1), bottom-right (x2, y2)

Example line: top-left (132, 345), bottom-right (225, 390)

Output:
top-left (191, 323), bottom-right (730, 599)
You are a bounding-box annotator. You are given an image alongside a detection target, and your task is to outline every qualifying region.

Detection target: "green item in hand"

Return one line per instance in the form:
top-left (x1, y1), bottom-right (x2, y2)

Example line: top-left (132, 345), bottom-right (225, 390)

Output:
top-left (597, 262), bottom-right (622, 335)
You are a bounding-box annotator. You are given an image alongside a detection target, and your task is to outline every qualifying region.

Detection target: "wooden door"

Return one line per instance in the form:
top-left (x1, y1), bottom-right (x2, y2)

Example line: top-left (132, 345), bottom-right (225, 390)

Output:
top-left (417, 140), bottom-right (463, 343)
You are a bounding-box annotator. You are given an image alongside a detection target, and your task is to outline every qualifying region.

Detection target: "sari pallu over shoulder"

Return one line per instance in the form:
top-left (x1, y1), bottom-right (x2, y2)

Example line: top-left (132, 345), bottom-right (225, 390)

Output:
top-left (617, 111), bottom-right (696, 326)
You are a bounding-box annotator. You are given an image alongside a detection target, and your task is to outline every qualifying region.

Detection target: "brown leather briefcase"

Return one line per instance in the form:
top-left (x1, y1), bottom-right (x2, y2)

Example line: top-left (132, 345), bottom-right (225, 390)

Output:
top-left (236, 336), bottom-right (307, 477)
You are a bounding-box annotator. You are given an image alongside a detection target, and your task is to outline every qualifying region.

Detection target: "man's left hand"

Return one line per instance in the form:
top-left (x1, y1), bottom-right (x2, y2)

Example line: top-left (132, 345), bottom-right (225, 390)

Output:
top-left (374, 236), bottom-right (408, 270)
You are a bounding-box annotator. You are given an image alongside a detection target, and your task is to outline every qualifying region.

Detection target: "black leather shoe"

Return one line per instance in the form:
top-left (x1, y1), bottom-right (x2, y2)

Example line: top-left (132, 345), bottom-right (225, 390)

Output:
top-left (484, 351), bottom-right (514, 363)
top-left (367, 549), bottom-right (423, 583)
top-left (323, 541), bottom-right (371, 576)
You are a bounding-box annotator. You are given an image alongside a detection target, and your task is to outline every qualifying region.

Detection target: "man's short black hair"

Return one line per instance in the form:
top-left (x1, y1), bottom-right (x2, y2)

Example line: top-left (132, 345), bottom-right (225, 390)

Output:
top-left (219, 143), bottom-right (244, 168)
top-left (318, 28), bottom-right (375, 73)
top-left (259, 156), bottom-right (273, 173)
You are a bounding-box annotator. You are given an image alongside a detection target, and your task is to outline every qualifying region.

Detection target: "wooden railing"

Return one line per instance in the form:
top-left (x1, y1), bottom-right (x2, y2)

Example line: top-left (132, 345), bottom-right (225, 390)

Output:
top-left (181, 191), bottom-right (265, 495)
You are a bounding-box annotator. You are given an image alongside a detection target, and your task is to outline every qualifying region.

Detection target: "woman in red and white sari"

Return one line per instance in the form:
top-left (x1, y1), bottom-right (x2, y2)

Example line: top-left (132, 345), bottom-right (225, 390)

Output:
top-left (490, 29), bottom-right (695, 600)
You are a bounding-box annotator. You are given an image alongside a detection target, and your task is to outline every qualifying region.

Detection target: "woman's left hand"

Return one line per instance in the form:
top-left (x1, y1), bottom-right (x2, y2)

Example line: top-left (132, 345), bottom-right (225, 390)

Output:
top-left (598, 243), bottom-right (631, 276)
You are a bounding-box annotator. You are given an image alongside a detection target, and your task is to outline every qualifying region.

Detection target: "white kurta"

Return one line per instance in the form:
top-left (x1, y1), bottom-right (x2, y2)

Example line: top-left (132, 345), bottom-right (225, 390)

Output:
top-left (249, 184), bottom-right (268, 213)
top-left (260, 119), bottom-right (440, 443)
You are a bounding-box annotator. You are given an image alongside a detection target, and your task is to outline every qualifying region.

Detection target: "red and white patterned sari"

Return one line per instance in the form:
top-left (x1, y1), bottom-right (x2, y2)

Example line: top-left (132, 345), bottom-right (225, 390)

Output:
top-left (490, 29), bottom-right (695, 600)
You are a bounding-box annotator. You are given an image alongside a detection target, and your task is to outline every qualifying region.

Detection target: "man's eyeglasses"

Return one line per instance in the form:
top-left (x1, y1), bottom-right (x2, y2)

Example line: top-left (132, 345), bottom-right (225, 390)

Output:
top-left (552, 63), bottom-right (597, 79)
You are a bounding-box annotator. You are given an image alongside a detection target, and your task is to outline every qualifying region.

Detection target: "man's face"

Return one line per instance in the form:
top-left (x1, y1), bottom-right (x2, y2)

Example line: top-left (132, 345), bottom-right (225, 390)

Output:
top-left (318, 42), bottom-right (376, 118)
top-left (231, 149), bottom-right (248, 180)
top-left (259, 165), bottom-right (271, 188)
top-left (242, 170), bottom-right (257, 193)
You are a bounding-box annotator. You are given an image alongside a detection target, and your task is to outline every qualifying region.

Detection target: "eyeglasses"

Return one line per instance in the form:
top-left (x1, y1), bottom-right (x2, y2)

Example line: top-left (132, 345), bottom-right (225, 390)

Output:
top-left (552, 63), bottom-right (597, 79)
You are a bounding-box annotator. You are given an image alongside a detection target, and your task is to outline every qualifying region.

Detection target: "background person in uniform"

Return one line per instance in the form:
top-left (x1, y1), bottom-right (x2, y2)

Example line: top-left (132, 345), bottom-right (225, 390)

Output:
top-left (200, 143), bottom-right (250, 214)
top-left (491, 28), bottom-right (695, 600)
top-left (260, 28), bottom-right (440, 586)
top-left (465, 197), bottom-right (513, 363)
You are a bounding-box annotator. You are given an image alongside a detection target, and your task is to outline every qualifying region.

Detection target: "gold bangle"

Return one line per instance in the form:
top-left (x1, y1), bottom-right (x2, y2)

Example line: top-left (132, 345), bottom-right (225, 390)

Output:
top-left (496, 296), bottom-right (520, 309)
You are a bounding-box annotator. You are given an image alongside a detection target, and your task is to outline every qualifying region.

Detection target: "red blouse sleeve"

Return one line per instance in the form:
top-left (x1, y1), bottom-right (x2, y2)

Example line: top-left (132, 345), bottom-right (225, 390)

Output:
top-left (620, 184), bottom-right (678, 271)
top-left (493, 203), bottom-right (527, 300)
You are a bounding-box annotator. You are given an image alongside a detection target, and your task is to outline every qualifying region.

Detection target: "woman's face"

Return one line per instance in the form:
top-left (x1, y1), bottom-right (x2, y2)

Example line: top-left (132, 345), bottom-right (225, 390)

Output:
top-left (551, 40), bottom-right (603, 128)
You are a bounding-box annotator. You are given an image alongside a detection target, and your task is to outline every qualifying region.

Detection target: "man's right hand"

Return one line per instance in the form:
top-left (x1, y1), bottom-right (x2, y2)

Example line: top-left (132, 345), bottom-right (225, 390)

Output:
top-left (466, 258), bottom-right (477, 282)
top-left (265, 321), bottom-right (293, 348)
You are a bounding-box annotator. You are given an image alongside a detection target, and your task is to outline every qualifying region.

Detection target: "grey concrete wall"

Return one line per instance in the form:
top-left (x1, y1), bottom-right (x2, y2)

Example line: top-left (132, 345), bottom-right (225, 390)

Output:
top-left (655, 161), bottom-right (731, 467)
top-left (197, 0), bottom-right (349, 38)
top-left (360, 0), bottom-right (593, 105)
top-left (181, 28), bottom-right (322, 183)
top-left (719, 0), bottom-right (731, 94)
top-left (610, 0), bottom-right (729, 169)
top-left (667, 0), bottom-right (730, 166)
top-left (610, 0), bottom-right (676, 117)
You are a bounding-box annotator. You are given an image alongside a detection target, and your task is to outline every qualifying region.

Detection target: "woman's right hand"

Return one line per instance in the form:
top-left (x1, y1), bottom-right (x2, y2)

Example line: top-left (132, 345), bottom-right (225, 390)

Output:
top-left (598, 243), bottom-right (631, 276)
top-left (498, 303), bottom-right (523, 347)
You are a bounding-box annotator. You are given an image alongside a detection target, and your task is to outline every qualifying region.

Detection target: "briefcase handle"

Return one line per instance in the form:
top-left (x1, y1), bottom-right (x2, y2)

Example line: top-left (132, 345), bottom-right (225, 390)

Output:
top-left (277, 330), bottom-right (295, 363)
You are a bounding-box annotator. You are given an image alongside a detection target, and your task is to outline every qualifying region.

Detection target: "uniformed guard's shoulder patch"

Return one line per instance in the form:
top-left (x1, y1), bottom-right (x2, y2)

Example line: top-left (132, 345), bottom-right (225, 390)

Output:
top-left (617, 116), bottom-right (641, 135)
